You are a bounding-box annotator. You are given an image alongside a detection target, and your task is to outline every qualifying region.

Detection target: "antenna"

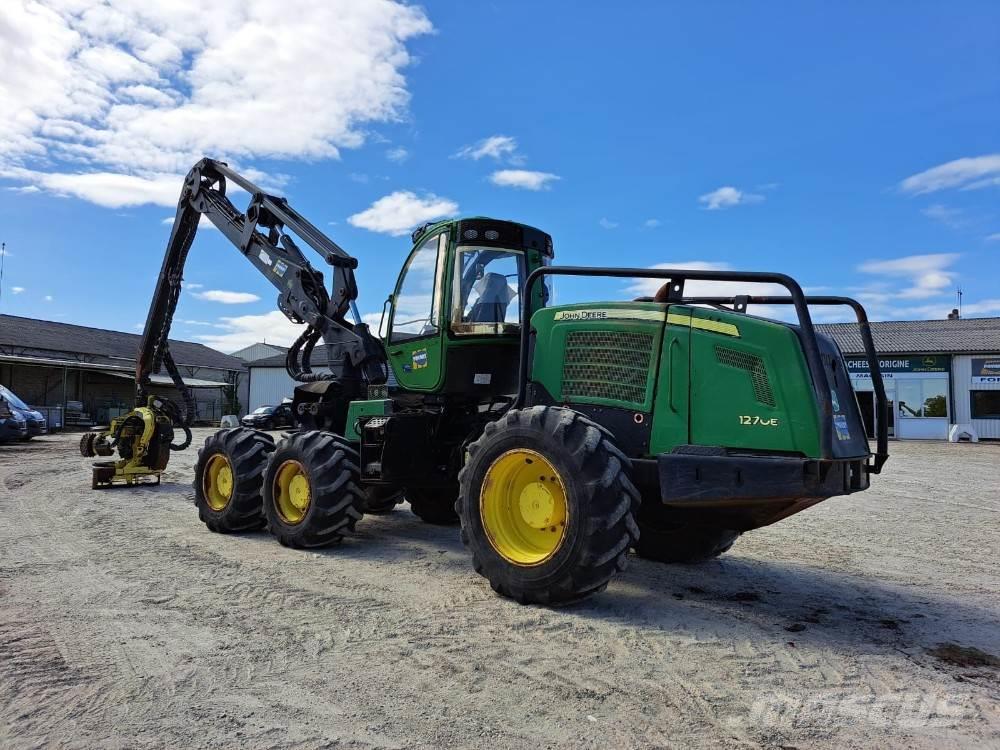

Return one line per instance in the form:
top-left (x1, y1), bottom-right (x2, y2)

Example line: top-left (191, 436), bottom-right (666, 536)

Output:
top-left (0, 241), bottom-right (5, 309)
top-left (957, 287), bottom-right (963, 317)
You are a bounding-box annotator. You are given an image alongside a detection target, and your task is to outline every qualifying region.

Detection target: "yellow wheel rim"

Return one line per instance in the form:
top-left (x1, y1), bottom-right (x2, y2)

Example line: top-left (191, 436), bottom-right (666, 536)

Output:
top-left (273, 459), bottom-right (311, 525)
top-left (480, 448), bottom-right (568, 566)
top-left (204, 454), bottom-right (234, 511)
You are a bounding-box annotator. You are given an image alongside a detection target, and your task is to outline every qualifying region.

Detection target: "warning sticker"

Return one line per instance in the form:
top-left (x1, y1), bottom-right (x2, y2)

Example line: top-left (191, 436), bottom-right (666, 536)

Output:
top-left (833, 414), bottom-right (851, 441)
top-left (412, 349), bottom-right (428, 370)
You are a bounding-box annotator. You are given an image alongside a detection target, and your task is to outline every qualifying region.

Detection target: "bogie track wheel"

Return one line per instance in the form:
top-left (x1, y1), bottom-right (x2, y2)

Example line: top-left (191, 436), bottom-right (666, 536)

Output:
top-left (364, 486), bottom-right (404, 515)
top-left (406, 485), bottom-right (459, 525)
top-left (263, 431), bottom-right (365, 548)
top-left (193, 428), bottom-right (274, 533)
top-left (633, 500), bottom-right (739, 563)
top-left (458, 406), bottom-right (640, 606)
top-left (79, 432), bottom-right (97, 457)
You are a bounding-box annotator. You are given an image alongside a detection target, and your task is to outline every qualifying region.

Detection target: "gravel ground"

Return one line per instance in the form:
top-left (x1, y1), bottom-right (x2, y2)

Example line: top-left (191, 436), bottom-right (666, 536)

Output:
top-left (1, 430), bottom-right (998, 749)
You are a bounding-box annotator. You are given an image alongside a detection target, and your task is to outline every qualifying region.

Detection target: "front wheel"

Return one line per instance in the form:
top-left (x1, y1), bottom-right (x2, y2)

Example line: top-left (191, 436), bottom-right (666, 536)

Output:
top-left (263, 431), bottom-right (365, 548)
top-left (193, 428), bottom-right (274, 533)
top-left (458, 406), bottom-right (640, 606)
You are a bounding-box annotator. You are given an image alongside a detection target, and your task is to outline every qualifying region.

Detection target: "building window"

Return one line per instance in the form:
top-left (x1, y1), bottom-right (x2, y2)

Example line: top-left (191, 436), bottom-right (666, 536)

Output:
top-left (970, 391), bottom-right (1000, 419)
top-left (897, 379), bottom-right (948, 418)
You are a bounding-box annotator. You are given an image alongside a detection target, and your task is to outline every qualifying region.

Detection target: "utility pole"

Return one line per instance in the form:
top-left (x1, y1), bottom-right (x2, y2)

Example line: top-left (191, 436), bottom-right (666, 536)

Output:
top-left (0, 241), bottom-right (6, 310)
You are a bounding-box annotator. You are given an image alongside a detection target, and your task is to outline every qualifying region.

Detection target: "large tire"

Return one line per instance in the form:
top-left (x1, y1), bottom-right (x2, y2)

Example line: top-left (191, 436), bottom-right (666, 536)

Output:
top-left (633, 501), bottom-right (739, 562)
top-left (458, 406), bottom-right (640, 605)
top-left (263, 431), bottom-right (365, 548)
top-left (406, 485), bottom-right (460, 525)
top-left (194, 428), bottom-right (274, 533)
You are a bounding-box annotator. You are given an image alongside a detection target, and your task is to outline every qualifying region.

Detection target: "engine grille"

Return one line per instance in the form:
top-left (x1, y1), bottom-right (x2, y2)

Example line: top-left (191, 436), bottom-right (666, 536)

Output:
top-left (561, 330), bottom-right (655, 407)
top-left (715, 345), bottom-right (775, 407)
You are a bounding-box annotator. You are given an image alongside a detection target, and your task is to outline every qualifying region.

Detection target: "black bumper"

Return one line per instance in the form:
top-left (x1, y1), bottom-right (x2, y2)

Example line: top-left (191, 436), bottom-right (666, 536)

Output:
top-left (640, 452), bottom-right (871, 531)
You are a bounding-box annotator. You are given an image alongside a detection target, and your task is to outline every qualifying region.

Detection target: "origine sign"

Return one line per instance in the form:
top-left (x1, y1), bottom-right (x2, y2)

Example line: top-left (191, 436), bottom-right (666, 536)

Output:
top-left (971, 357), bottom-right (1000, 384)
top-left (845, 355), bottom-right (949, 380)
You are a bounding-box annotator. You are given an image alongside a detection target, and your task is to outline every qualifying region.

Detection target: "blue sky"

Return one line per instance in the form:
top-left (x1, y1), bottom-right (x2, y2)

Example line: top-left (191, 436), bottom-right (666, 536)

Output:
top-left (1, 1), bottom-right (998, 351)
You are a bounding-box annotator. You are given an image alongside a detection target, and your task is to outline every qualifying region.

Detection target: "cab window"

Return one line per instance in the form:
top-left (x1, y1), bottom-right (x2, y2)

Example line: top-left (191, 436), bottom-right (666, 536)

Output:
top-left (451, 247), bottom-right (526, 335)
top-left (391, 233), bottom-right (445, 343)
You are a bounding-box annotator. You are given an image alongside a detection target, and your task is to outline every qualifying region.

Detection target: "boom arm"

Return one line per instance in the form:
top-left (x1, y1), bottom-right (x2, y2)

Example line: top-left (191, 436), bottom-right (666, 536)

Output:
top-left (136, 158), bottom-right (387, 422)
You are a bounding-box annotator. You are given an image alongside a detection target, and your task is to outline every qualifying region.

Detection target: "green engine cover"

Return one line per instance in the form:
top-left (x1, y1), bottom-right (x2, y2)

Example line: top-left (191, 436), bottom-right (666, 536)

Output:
top-left (529, 302), bottom-right (824, 459)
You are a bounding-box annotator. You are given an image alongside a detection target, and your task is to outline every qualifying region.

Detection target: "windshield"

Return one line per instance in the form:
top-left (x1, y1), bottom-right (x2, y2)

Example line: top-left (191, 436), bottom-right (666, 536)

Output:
top-left (253, 406), bottom-right (274, 415)
top-left (0, 386), bottom-right (29, 410)
top-left (451, 247), bottom-right (526, 335)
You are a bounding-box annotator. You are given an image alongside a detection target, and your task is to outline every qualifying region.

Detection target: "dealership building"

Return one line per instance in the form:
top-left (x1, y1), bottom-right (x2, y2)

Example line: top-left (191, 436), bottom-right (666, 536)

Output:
top-left (817, 316), bottom-right (1000, 441)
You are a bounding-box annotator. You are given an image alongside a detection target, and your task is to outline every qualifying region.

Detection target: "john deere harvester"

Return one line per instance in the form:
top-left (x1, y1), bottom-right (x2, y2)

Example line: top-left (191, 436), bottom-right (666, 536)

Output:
top-left (86, 158), bottom-right (889, 604)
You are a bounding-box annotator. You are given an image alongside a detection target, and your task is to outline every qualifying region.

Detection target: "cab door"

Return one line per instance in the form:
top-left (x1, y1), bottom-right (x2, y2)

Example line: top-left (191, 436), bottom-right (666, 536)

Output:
top-left (386, 231), bottom-right (448, 391)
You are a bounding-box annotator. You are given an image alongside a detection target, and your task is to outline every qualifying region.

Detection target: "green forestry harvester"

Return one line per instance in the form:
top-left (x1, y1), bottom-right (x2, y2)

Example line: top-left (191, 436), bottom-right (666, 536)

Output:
top-left (82, 158), bottom-right (889, 604)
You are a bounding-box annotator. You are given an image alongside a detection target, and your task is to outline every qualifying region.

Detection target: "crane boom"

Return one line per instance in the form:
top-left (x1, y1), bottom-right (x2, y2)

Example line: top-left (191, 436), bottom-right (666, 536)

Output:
top-left (135, 158), bottom-right (387, 423)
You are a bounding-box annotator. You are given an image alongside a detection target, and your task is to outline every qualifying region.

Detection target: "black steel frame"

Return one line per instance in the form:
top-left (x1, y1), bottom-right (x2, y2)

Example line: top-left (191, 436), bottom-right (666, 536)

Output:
top-left (516, 266), bottom-right (889, 473)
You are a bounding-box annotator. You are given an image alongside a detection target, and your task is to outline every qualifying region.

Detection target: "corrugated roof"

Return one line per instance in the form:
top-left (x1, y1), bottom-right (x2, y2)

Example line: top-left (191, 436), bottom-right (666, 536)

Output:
top-left (816, 317), bottom-right (1000, 355)
top-left (0, 315), bottom-right (244, 371)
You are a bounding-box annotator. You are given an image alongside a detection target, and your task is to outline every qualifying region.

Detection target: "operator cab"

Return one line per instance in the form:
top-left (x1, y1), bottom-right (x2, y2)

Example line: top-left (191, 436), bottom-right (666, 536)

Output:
top-left (384, 217), bottom-right (552, 398)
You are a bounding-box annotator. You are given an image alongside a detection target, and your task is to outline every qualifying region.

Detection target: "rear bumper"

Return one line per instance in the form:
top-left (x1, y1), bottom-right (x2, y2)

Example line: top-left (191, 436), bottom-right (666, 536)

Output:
top-left (639, 451), bottom-right (871, 531)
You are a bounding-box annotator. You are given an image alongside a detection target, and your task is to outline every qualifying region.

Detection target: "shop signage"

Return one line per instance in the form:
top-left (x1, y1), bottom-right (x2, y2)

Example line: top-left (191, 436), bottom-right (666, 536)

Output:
top-left (845, 355), bottom-right (949, 380)
top-left (971, 357), bottom-right (1000, 384)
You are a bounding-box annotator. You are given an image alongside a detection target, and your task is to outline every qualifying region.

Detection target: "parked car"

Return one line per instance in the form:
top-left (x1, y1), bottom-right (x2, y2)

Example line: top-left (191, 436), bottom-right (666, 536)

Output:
top-left (0, 385), bottom-right (47, 440)
top-left (0, 397), bottom-right (28, 442)
top-left (240, 403), bottom-right (294, 430)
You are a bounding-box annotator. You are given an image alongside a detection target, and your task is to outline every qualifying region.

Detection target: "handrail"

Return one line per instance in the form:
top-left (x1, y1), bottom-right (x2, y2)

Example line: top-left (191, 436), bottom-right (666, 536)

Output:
top-left (516, 267), bottom-right (885, 471)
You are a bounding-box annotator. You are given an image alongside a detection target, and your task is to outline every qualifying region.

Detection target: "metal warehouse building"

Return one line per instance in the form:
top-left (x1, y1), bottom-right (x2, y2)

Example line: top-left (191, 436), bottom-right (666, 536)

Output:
top-left (0, 315), bottom-right (248, 427)
top-left (817, 316), bottom-right (1000, 441)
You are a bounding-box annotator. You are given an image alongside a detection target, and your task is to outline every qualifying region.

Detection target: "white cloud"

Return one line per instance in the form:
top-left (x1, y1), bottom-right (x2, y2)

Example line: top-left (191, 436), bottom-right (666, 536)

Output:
top-left (454, 135), bottom-right (518, 161)
top-left (900, 154), bottom-right (1000, 194)
top-left (196, 310), bottom-right (305, 352)
top-left (1, 167), bottom-right (184, 207)
top-left (191, 289), bottom-right (261, 304)
top-left (162, 214), bottom-right (217, 230)
top-left (183, 282), bottom-right (204, 289)
top-left (698, 186), bottom-right (764, 210)
top-left (5, 185), bottom-right (40, 194)
top-left (858, 253), bottom-right (959, 300)
top-left (43, 295), bottom-right (53, 302)
top-left (0, 0), bottom-right (432, 206)
top-left (986, 233), bottom-right (1000, 242)
top-left (625, 261), bottom-right (788, 318)
top-left (11, 286), bottom-right (25, 294)
top-left (385, 147), bottom-right (409, 163)
top-left (347, 191), bottom-right (458, 236)
top-left (489, 169), bottom-right (560, 191)
top-left (598, 217), bottom-right (618, 229)
top-left (921, 204), bottom-right (966, 228)
top-left (643, 218), bottom-right (661, 228)
top-left (178, 319), bottom-right (219, 327)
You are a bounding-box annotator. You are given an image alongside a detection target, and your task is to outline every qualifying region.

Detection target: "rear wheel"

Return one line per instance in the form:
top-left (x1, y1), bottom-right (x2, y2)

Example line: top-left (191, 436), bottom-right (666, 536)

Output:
top-left (193, 428), bottom-right (274, 533)
top-left (458, 406), bottom-right (640, 605)
top-left (406, 486), bottom-right (460, 525)
top-left (633, 502), bottom-right (739, 562)
top-left (263, 431), bottom-right (365, 548)
top-left (364, 486), bottom-right (403, 514)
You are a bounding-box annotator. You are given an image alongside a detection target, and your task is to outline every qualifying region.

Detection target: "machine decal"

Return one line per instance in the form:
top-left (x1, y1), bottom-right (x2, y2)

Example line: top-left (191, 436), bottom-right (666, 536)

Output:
top-left (667, 312), bottom-right (740, 337)
top-left (554, 309), bottom-right (665, 322)
top-left (258, 249), bottom-right (272, 266)
top-left (739, 415), bottom-right (779, 427)
top-left (273, 260), bottom-right (288, 277)
top-left (833, 414), bottom-right (852, 441)
top-left (474, 373), bottom-right (492, 385)
top-left (412, 349), bottom-right (429, 369)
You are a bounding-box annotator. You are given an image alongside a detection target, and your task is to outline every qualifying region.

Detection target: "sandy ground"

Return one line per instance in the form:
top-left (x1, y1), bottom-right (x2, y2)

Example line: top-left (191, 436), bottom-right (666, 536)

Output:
top-left (1, 430), bottom-right (998, 749)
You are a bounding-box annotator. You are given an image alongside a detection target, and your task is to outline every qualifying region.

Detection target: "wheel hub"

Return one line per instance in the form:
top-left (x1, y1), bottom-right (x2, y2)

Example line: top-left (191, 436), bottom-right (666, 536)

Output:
top-left (479, 448), bottom-right (568, 566)
top-left (274, 459), bottom-right (311, 524)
